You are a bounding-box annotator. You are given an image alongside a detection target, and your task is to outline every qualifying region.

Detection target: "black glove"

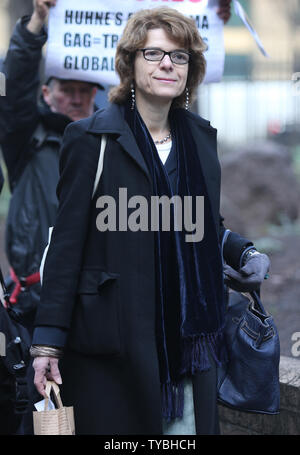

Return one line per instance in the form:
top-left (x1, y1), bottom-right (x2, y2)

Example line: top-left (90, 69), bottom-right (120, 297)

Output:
top-left (223, 252), bottom-right (270, 292)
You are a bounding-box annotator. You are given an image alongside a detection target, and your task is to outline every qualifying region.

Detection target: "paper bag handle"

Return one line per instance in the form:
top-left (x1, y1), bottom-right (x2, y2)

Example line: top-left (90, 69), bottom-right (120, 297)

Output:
top-left (44, 381), bottom-right (63, 411)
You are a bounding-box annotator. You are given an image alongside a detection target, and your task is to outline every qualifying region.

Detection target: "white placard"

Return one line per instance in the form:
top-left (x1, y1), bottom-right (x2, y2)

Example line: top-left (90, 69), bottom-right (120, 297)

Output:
top-left (45, 0), bottom-right (225, 86)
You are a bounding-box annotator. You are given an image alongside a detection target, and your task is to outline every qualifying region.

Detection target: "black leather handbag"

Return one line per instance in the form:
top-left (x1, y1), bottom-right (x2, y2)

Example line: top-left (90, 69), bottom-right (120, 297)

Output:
top-left (217, 230), bottom-right (280, 414)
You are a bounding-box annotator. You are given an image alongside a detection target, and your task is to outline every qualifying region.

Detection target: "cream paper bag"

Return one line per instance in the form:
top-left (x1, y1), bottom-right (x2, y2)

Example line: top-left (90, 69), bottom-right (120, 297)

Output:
top-left (33, 381), bottom-right (75, 435)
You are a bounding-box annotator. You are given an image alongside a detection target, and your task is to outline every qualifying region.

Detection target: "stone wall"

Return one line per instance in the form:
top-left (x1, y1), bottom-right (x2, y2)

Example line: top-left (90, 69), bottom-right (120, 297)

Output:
top-left (219, 356), bottom-right (300, 435)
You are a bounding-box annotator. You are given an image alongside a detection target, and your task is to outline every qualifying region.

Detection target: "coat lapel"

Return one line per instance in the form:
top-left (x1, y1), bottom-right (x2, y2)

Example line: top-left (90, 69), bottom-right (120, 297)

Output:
top-left (186, 114), bottom-right (220, 230)
top-left (87, 104), bottom-right (151, 183)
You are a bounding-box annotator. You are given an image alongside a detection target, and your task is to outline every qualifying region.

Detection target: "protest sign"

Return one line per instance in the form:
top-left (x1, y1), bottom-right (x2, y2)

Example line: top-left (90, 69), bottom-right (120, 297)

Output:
top-left (45, 0), bottom-right (225, 86)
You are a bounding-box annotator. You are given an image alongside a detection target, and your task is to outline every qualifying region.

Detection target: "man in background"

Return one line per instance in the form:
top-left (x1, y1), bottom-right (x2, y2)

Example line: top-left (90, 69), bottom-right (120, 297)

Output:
top-left (0, 0), bottom-right (100, 333)
top-left (0, 0), bottom-right (101, 434)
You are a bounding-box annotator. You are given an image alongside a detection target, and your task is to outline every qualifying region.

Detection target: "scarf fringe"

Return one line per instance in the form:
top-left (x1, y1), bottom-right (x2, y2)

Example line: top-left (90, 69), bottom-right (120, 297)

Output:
top-left (161, 381), bottom-right (185, 422)
top-left (181, 328), bottom-right (228, 376)
top-left (161, 329), bottom-right (228, 421)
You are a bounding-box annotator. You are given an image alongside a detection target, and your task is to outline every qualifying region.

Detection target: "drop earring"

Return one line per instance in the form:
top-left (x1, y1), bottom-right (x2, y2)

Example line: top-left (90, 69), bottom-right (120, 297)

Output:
top-left (185, 87), bottom-right (190, 111)
top-left (131, 83), bottom-right (135, 110)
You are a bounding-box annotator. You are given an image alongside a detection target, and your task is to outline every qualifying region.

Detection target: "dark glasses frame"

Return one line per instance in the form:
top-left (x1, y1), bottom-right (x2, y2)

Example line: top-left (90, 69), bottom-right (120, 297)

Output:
top-left (137, 48), bottom-right (190, 65)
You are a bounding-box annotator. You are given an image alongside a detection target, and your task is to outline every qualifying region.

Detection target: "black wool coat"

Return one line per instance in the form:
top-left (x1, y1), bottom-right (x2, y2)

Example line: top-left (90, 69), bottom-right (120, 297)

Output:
top-left (35, 103), bottom-right (252, 435)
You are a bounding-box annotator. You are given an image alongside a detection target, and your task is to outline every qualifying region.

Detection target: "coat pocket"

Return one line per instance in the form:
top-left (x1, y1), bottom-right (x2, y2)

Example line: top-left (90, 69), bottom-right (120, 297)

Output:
top-left (67, 268), bottom-right (121, 356)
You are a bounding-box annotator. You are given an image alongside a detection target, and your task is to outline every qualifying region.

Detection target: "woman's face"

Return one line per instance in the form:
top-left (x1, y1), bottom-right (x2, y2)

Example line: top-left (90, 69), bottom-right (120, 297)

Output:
top-left (133, 28), bottom-right (189, 108)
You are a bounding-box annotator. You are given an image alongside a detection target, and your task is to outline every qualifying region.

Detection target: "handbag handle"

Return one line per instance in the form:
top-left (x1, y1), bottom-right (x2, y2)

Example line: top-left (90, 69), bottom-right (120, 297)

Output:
top-left (221, 229), bottom-right (231, 268)
top-left (249, 290), bottom-right (268, 317)
top-left (44, 381), bottom-right (63, 411)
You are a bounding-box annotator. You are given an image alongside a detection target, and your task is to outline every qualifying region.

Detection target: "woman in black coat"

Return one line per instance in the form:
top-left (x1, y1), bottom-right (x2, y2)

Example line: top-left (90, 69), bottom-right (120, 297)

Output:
top-left (31, 7), bottom-right (270, 435)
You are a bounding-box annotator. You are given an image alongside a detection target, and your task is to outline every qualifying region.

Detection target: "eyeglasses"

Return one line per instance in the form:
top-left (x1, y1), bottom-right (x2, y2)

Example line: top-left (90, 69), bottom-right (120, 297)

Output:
top-left (137, 48), bottom-right (190, 65)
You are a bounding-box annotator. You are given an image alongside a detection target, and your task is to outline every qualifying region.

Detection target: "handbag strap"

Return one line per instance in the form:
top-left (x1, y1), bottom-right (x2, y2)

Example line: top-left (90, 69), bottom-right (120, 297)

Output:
top-left (0, 264), bottom-right (10, 307)
top-left (221, 229), bottom-right (231, 267)
top-left (92, 134), bottom-right (107, 199)
top-left (40, 134), bottom-right (108, 285)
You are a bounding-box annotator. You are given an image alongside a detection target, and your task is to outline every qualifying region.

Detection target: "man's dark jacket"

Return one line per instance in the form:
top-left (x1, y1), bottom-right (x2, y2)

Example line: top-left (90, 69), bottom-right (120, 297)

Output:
top-left (0, 17), bottom-right (71, 308)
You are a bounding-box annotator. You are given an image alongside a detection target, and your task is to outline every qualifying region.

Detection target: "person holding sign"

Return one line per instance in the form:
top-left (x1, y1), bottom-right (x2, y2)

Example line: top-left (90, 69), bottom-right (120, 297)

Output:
top-left (0, 0), bottom-right (100, 333)
top-left (31, 6), bottom-right (270, 435)
top-left (0, 0), bottom-right (101, 435)
top-left (217, 0), bottom-right (232, 24)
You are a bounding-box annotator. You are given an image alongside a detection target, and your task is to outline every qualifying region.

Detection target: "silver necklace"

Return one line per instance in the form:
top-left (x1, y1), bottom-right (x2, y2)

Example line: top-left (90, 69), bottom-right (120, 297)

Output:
top-left (154, 131), bottom-right (172, 145)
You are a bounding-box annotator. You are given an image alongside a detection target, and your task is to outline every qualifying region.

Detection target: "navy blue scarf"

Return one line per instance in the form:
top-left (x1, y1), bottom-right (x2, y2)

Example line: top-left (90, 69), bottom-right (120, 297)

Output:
top-left (125, 102), bottom-right (227, 421)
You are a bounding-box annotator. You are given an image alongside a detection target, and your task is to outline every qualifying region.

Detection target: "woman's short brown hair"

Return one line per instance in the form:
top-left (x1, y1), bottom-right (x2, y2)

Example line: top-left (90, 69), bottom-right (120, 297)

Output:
top-left (108, 7), bottom-right (207, 108)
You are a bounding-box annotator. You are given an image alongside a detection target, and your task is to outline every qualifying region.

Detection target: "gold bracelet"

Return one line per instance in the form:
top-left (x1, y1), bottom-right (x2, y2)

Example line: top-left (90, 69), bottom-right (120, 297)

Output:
top-left (29, 345), bottom-right (63, 359)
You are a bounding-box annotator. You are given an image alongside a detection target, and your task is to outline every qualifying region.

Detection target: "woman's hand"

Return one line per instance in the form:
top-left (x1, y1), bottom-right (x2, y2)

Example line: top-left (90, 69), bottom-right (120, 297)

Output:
top-left (33, 356), bottom-right (62, 397)
top-left (224, 253), bottom-right (270, 292)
